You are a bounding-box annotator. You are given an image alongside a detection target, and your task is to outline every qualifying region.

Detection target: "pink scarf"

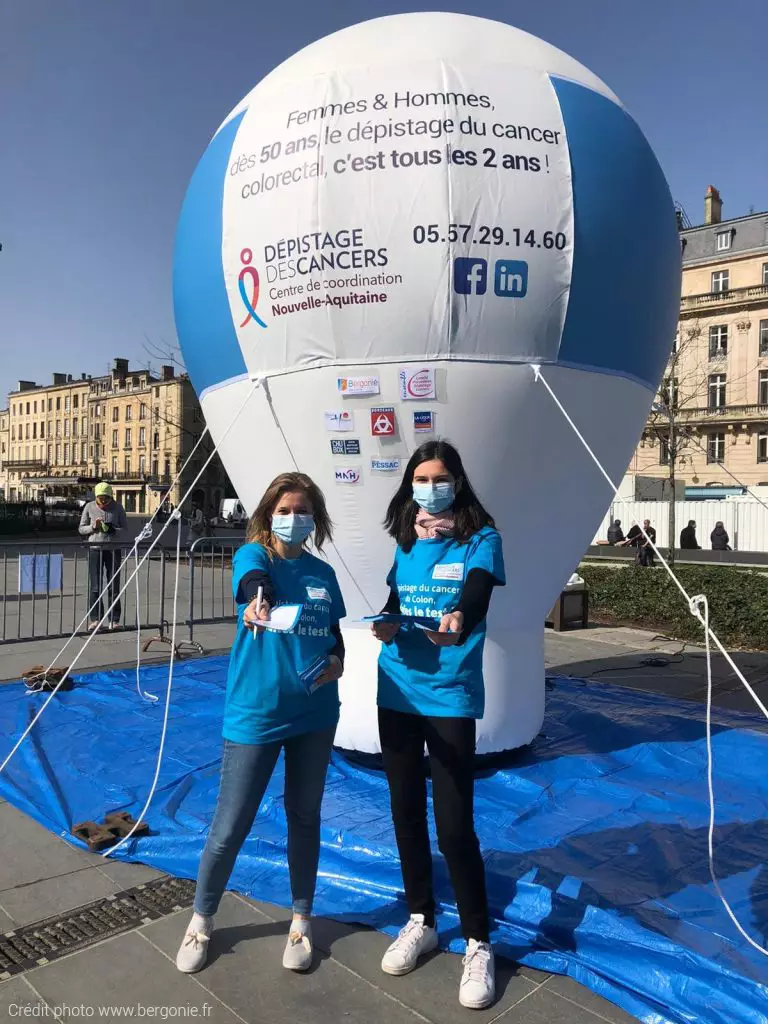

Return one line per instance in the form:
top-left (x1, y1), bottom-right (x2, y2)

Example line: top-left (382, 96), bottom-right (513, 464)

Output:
top-left (414, 508), bottom-right (456, 539)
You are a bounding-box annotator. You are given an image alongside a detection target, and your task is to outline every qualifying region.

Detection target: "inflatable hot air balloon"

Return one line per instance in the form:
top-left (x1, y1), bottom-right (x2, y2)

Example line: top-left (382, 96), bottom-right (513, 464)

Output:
top-left (173, 13), bottom-right (681, 755)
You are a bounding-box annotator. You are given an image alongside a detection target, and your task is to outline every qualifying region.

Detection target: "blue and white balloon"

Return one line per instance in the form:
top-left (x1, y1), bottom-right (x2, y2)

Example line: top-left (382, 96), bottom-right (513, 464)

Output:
top-left (174, 13), bottom-right (680, 754)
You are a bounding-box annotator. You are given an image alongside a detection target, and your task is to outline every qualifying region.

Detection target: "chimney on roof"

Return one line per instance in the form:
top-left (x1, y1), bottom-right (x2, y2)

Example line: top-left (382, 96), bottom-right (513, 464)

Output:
top-left (113, 358), bottom-right (129, 376)
top-left (704, 185), bottom-right (722, 225)
top-left (161, 365), bottom-right (174, 381)
top-left (52, 373), bottom-right (67, 386)
top-left (17, 381), bottom-right (36, 392)
top-left (81, 373), bottom-right (87, 380)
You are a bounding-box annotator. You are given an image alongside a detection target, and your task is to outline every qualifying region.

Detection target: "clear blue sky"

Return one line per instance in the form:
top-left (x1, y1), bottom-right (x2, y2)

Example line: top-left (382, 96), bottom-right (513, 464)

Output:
top-left (2, 0), bottom-right (766, 403)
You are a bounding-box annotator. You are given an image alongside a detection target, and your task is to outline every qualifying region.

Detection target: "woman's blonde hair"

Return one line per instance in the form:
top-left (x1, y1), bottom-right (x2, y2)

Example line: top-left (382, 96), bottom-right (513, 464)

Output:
top-left (245, 472), bottom-right (332, 557)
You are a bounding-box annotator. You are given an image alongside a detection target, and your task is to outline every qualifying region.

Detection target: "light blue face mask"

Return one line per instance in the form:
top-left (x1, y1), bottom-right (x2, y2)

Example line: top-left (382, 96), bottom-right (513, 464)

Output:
top-left (271, 513), bottom-right (315, 545)
top-left (412, 482), bottom-right (455, 514)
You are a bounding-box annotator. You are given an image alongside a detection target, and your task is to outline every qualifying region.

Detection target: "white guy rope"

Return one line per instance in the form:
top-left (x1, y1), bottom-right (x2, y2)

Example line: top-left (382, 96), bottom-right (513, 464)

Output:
top-left (533, 364), bottom-right (768, 956)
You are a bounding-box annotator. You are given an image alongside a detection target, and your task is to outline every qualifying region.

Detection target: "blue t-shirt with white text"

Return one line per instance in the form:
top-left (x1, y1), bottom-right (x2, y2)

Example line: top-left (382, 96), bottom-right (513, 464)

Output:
top-left (224, 543), bottom-right (346, 744)
top-left (377, 527), bottom-right (505, 718)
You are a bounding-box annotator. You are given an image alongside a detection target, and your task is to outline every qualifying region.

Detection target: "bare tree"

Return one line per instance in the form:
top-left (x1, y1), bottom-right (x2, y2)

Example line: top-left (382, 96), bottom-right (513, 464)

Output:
top-left (647, 324), bottom-right (762, 565)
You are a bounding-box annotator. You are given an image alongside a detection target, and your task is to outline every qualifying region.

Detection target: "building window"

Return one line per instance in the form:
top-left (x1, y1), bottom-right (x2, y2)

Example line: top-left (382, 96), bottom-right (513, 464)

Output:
top-left (64, 396), bottom-right (70, 412)
top-left (55, 397), bottom-right (60, 411)
top-left (33, 401), bottom-right (37, 414)
top-left (153, 431), bottom-right (159, 449)
top-left (716, 231), bottom-right (731, 252)
top-left (82, 416), bottom-right (87, 435)
top-left (81, 442), bottom-right (87, 462)
top-left (47, 445), bottom-right (53, 463)
top-left (64, 419), bottom-right (70, 437)
top-left (94, 442), bottom-right (101, 459)
top-left (55, 443), bottom-right (61, 463)
top-left (760, 372), bottom-right (768, 406)
top-left (112, 407), bottom-right (119, 422)
top-left (164, 458), bottom-right (170, 478)
top-left (112, 457), bottom-right (118, 475)
top-left (40, 423), bottom-right (44, 439)
top-left (55, 420), bottom-right (61, 437)
top-left (152, 458), bottom-right (158, 477)
top-left (10, 426), bottom-right (14, 441)
top-left (659, 437), bottom-right (669, 465)
top-left (154, 386), bottom-right (160, 398)
top-left (73, 394), bottom-right (79, 410)
top-left (139, 403), bottom-right (147, 420)
top-left (112, 429), bottom-right (118, 448)
top-left (72, 419), bottom-right (77, 437)
top-left (124, 455), bottom-right (131, 474)
top-left (139, 454), bottom-right (146, 475)
top-left (26, 402), bottom-right (30, 415)
top-left (707, 433), bottom-right (725, 464)
top-left (32, 423), bottom-right (37, 439)
top-left (712, 270), bottom-right (730, 293)
top-left (94, 424), bottom-right (101, 440)
top-left (759, 436), bottom-right (768, 464)
top-left (125, 405), bottom-right (133, 421)
top-left (25, 423), bottom-right (30, 439)
top-left (763, 263), bottom-right (768, 287)
top-left (63, 443), bottom-right (69, 464)
top-left (125, 428), bottom-right (132, 447)
top-left (25, 445), bottom-right (30, 460)
top-left (47, 399), bottom-right (52, 412)
top-left (709, 324), bottom-right (728, 358)
top-left (760, 320), bottom-right (768, 357)
top-left (139, 427), bottom-right (146, 447)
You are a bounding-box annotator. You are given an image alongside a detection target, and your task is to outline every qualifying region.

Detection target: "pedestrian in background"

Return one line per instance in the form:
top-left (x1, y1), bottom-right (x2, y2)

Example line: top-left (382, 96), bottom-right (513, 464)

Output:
top-left (680, 521), bottom-right (701, 550)
top-left (78, 482), bottom-right (127, 631)
top-left (711, 522), bottom-right (731, 551)
top-left (607, 519), bottom-right (625, 545)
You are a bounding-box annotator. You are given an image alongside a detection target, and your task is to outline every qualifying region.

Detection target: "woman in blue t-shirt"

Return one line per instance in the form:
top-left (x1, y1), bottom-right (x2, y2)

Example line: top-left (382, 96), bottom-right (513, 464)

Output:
top-left (176, 472), bottom-right (346, 976)
top-left (372, 440), bottom-right (505, 1011)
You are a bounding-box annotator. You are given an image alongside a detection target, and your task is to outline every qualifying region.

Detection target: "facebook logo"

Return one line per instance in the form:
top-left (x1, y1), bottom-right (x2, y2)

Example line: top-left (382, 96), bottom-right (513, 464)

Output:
top-left (453, 258), bottom-right (487, 295)
top-left (494, 260), bottom-right (528, 298)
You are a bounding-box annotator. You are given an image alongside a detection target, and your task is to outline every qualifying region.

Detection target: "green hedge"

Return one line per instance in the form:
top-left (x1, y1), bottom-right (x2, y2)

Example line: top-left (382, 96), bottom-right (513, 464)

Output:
top-left (579, 563), bottom-right (768, 650)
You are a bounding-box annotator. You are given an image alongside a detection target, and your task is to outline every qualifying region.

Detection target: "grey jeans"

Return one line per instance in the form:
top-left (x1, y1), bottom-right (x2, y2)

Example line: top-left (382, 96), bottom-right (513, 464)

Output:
top-left (194, 727), bottom-right (336, 917)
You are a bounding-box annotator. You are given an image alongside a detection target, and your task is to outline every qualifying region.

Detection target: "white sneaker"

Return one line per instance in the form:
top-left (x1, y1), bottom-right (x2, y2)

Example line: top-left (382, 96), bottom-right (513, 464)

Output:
top-left (282, 919), bottom-right (313, 972)
top-left (175, 916), bottom-right (212, 973)
top-left (381, 914), bottom-right (438, 976)
top-left (459, 940), bottom-right (495, 1009)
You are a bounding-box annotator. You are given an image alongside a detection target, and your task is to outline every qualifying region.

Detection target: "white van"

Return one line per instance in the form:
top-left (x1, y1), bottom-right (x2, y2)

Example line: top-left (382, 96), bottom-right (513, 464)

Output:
top-left (218, 498), bottom-right (248, 527)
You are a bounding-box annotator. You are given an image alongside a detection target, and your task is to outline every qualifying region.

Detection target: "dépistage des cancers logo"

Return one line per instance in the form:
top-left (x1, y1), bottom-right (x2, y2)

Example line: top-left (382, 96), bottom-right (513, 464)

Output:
top-left (238, 248), bottom-right (268, 328)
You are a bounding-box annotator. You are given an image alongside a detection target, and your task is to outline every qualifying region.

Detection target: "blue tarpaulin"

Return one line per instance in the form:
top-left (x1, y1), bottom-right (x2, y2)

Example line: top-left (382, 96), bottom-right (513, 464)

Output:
top-left (0, 656), bottom-right (766, 1023)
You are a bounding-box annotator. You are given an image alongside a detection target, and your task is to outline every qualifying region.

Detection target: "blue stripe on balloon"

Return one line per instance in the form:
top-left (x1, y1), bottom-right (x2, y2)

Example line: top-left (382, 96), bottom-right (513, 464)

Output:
top-left (551, 78), bottom-right (681, 391)
top-left (173, 113), bottom-right (248, 396)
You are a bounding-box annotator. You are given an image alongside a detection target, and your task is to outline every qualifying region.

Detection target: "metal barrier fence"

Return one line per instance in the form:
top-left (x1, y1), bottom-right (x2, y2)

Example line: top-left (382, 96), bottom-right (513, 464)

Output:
top-left (0, 537), bottom-right (241, 646)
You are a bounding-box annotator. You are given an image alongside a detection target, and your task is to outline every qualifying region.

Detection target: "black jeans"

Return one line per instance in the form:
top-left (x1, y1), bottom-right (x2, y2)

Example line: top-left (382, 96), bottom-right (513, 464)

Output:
top-left (87, 547), bottom-right (123, 623)
top-left (378, 707), bottom-right (489, 942)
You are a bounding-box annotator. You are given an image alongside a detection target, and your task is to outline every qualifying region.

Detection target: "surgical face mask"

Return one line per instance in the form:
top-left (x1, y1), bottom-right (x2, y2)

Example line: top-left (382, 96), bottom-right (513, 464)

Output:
top-left (271, 513), bottom-right (315, 545)
top-left (412, 482), bottom-right (455, 514)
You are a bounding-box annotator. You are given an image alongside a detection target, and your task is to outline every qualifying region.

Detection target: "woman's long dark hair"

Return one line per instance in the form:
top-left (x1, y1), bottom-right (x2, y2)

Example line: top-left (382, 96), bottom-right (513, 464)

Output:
top-left (384, 440), bottom-right (495, 552)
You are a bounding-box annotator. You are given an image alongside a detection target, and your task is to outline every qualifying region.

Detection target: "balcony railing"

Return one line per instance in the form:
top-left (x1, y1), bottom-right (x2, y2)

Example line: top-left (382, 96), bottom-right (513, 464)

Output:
top-left (107, 472), bottom-right (172, 484)
top-left (680, 283), bottom-right (768, 312)
top-left (4, 459), bottom-right (49, 469)
top-left (671, 403), bottom-right (768, 422)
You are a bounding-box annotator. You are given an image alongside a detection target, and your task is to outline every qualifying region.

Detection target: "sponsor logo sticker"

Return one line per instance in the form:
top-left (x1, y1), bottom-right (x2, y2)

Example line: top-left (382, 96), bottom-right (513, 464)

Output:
top-left (334, 467), bottom-right (362, 485)
top-left (371, 457), bottom-right (401, 473)
top-left (325, 410), bottom-right (354, 432)
top-left (370, 407), bottom-right (396, 436)
top-left (306, 586), bottom-right (331, 602)
top-left (330, 439), bottom-right (361, 456)
top-left (337, 375), bottom-right (380, 397)
top-left (399, 367), bottom-right (436, 400)
top-left (413, 410), bottom-right (434, 433)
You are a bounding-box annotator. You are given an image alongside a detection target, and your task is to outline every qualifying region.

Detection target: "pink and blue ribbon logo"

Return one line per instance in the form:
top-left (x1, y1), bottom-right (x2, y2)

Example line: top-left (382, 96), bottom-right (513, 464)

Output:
top-left (238, 248), bottom-right (267, 328)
